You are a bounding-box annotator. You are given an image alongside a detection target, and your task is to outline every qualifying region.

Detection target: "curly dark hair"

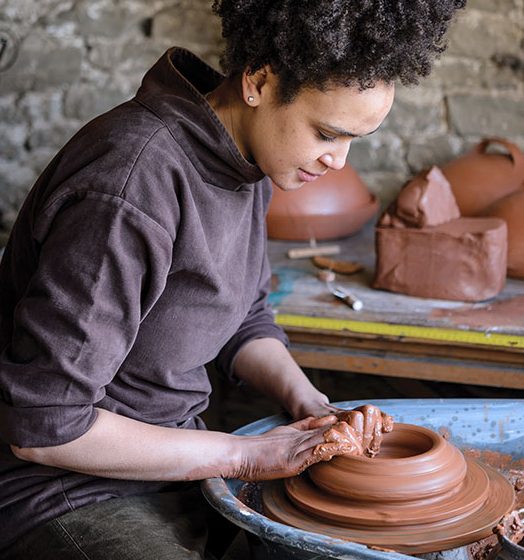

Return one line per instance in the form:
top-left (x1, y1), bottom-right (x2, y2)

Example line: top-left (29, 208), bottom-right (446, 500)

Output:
top-left (212, 0), bottom-right (466, 103)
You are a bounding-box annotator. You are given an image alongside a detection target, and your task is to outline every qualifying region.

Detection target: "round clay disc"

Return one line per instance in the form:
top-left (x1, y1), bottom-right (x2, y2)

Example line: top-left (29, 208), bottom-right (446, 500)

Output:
top-left (262, 461), bottom-right (514, 554)
top-left (284, 459), bottom-right (490, 528)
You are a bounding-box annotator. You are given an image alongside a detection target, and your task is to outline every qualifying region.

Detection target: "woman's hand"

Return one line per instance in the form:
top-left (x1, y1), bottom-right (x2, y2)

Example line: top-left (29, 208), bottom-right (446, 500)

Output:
top-left (230, 404), bottom-right (393, 481)
top-left (334, 404), bottom-right (394, 457)
top-left (232, 415), bottom-right (363, 481)
top-left (287, 389), bottom-right (339, 420)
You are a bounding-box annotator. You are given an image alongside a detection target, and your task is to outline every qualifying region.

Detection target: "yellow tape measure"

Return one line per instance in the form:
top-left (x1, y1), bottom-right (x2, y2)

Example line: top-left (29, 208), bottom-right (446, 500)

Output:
top-left (275, 313), bottom-right (524, 349)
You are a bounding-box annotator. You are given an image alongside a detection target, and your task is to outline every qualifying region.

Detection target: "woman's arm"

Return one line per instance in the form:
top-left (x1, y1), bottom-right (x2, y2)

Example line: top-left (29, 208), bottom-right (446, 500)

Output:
top-left (11, 407), bottom-right (339, 482)
top-left (233, 337), bottom-right (335, 420)
top-left (232, 338), bottom-right (393, 453)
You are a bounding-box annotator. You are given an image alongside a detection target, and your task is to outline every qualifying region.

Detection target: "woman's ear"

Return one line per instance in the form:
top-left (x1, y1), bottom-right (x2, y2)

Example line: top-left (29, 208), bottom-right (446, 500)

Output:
top-left (241, 65), bottom-right (272, 107)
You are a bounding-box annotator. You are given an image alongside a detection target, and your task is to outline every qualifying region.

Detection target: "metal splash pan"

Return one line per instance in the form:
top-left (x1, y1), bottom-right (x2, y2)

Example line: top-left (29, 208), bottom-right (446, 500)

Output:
top-left (202, 399), bottom-right (524, 560)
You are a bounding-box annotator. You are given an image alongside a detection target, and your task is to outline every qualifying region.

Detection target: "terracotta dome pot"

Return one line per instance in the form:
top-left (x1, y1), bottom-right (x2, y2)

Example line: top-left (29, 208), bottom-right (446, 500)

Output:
top-left (441, 138), bottom-right (524, 217)
top-left (484, 189), bottom-right (524, 278)
top-left (266, 164), bottom-right (379, 241)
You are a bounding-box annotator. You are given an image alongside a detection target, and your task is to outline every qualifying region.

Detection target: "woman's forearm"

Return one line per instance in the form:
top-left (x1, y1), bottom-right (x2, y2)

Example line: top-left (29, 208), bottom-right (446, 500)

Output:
top-left (11, 407), bottom-right (243, 481)
top-left (233, 337), bottom-right (331, 419)
top-left (11, 407), bottom-right (343, 482)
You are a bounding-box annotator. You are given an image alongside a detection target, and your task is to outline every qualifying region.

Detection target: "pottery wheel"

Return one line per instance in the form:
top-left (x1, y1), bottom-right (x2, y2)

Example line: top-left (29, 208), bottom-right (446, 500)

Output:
top-left (262, 424), bottom-right (515, 554)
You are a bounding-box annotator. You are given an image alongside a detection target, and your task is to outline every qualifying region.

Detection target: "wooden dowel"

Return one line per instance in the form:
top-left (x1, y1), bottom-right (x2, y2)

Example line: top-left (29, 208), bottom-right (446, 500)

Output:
top-left (287, 245), bottom-right (341, 259)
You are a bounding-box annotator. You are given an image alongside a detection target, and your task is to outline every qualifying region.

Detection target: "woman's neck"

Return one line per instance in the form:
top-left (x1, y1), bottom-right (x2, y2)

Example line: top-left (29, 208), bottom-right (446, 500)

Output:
top-left (205, 77), bottom-right (252, 161)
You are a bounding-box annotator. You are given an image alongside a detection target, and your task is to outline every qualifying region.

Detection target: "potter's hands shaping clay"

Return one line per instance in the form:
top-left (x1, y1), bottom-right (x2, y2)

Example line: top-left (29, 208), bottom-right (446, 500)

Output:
top-left (310, 421), bottom-right (364, 463)
top-left (232, 414), bottom-right (355, 481)
top-left (334, 404), bottom-right (394, 457)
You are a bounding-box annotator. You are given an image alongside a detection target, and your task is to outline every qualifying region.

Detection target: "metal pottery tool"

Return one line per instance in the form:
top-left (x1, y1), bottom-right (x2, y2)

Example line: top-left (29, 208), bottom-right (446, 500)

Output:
top-left (327, 283), bottom-right (363, 311)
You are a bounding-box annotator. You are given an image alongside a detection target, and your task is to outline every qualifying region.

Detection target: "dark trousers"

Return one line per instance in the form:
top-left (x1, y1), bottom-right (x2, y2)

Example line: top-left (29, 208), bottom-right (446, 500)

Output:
top-left (0, 485), bottom-right (244, 560)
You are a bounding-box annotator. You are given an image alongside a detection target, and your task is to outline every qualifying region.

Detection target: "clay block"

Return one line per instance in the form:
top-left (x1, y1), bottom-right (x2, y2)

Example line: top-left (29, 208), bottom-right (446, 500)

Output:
top-left (373, 217), bottom-right (507, 302)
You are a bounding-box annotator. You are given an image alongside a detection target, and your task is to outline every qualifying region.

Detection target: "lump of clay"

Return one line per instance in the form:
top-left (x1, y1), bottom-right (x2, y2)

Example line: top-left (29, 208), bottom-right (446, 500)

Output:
top-left (379, 166), bottom-right (460, 228)
top-left (374, 167), bottom-right (508, 302)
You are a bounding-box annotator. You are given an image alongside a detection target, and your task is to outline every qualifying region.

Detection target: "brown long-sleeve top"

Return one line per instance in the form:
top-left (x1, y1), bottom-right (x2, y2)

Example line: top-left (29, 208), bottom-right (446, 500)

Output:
top-left (0, 48), bottom-right (288, 550)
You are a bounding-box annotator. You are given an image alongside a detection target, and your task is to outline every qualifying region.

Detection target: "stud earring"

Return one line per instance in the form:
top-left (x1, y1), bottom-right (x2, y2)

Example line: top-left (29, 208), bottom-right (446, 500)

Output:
top-left (247, 96), bottom-right (255, 103)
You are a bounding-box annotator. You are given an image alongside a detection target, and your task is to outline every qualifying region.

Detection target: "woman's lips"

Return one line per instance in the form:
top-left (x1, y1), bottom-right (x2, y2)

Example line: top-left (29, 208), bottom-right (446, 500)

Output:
top-left (298, 168), bottom-right (323, 183)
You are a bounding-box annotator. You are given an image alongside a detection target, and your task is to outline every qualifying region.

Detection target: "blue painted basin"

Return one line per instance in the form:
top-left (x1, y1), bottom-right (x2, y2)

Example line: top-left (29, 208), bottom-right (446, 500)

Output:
top-left (202, 399), bottom-right (524, 560)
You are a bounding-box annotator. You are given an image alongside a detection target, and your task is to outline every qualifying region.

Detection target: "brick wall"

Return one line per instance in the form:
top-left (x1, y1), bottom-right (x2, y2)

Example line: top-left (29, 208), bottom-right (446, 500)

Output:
top-left (0, 0), bottom-right (522, 231)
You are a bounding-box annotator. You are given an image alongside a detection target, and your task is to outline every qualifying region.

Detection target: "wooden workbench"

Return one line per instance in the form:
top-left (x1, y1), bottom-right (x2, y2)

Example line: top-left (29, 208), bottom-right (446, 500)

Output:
top-left (268, 225), bottom-right (524, 389)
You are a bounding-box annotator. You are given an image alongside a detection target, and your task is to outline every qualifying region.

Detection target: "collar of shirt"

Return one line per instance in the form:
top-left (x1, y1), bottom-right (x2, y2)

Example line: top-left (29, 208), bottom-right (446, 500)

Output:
top-left (135, 47), bottom-right (265, 191)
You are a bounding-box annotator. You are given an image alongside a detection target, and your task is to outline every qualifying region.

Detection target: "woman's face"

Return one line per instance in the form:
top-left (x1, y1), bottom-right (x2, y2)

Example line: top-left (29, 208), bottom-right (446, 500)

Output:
top-left (243, 74), bottom-right (395, 191)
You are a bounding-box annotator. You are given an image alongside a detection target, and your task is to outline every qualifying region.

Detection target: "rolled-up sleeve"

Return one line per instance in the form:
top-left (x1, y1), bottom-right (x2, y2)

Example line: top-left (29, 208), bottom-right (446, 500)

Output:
top-left (0, 192), bottom-right (173, 447)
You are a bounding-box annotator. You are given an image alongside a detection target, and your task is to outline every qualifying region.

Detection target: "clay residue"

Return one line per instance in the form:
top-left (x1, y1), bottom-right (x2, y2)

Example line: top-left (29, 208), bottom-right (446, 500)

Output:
top-left (495, 509), bottom-right (524, 545)
top-left (335, 407), bottom-right (394, 458)
top-left (379, 166), bottom-right (460, 229)
top-left (438, 426), bottom-right (452, 440)
top-left (467, 533), bottom-right (499, 560)
top-left (431, 295), bottom-right (524, 329)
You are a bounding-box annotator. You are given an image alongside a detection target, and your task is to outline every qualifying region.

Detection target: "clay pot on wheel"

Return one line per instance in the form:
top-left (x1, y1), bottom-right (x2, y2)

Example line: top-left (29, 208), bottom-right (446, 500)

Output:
top-left (484, 189), bottom-right (524, 279)
top-left (441, 138), bottom-right (524, 216)
top-left (266, 164), bottom-right (379, 241)
top-left (262, 423), bottom-right (515, 554)
top-left (307, 424), bottom-right (468, 508)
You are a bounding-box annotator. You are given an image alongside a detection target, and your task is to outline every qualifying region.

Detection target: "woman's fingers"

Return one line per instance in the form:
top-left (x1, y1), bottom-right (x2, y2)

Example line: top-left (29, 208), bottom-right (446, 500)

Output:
top-left (295, 422), bottom-right (364, 472)
top-left (238, 408), bottom-right (393, 481)
top-left (308, 414), bottom-right (338, 429)
top-left (382, 411), bottom-right (394, 432)
top-left (347, 411), bottom-right (365, 436)
top-left (335, 405), bottom-right (394, 456)
top-left (286, 414), bottom-right (337, 432)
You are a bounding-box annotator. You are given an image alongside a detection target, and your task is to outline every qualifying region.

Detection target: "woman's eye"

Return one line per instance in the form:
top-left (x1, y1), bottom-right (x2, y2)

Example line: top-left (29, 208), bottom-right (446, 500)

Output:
top-left (318, 131), bottom-right (336, 142)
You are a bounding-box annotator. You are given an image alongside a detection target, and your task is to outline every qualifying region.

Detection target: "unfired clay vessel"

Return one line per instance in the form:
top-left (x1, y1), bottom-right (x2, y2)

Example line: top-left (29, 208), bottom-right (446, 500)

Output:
top-left (441, 138), bottom-right (524, 217)
top-left (266, 164), bottom-right (379, 241)
top-left (262, 424), bottom-right (515, 554)
top-left (484, 189), bottom-right (524, 279)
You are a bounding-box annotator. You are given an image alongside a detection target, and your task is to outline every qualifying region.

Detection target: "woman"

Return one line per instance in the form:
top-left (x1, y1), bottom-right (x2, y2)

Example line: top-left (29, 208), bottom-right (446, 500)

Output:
top-left (0, 1), bottom-right (465, 558)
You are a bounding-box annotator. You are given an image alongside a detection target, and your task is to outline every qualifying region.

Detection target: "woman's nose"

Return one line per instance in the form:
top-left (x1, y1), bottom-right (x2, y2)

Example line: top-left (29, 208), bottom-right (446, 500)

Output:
top-left (319, 141), bottom-right (352, 170)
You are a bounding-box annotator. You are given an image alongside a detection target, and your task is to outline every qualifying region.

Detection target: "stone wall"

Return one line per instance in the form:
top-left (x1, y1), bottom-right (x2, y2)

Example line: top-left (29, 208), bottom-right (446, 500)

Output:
top-left (0, 0), bottom-right (522, 232)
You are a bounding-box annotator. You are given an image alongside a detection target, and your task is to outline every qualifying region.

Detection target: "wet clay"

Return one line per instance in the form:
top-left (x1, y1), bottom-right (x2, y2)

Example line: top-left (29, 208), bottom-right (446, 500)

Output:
top-left (374, 168), bottom-right (508, 302)
top-left (496, 509), bottom-right (524, 545)
top-left (468, 473), bottom-right (524, 560)
top-left (305, 421), bottom-right (364, 467)
top-left (262, 424), bottom-right (515, 554)
top-left (267, 164), bottom-right (379, 241)
top-left (335, 408), bottom-right (394, 458)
